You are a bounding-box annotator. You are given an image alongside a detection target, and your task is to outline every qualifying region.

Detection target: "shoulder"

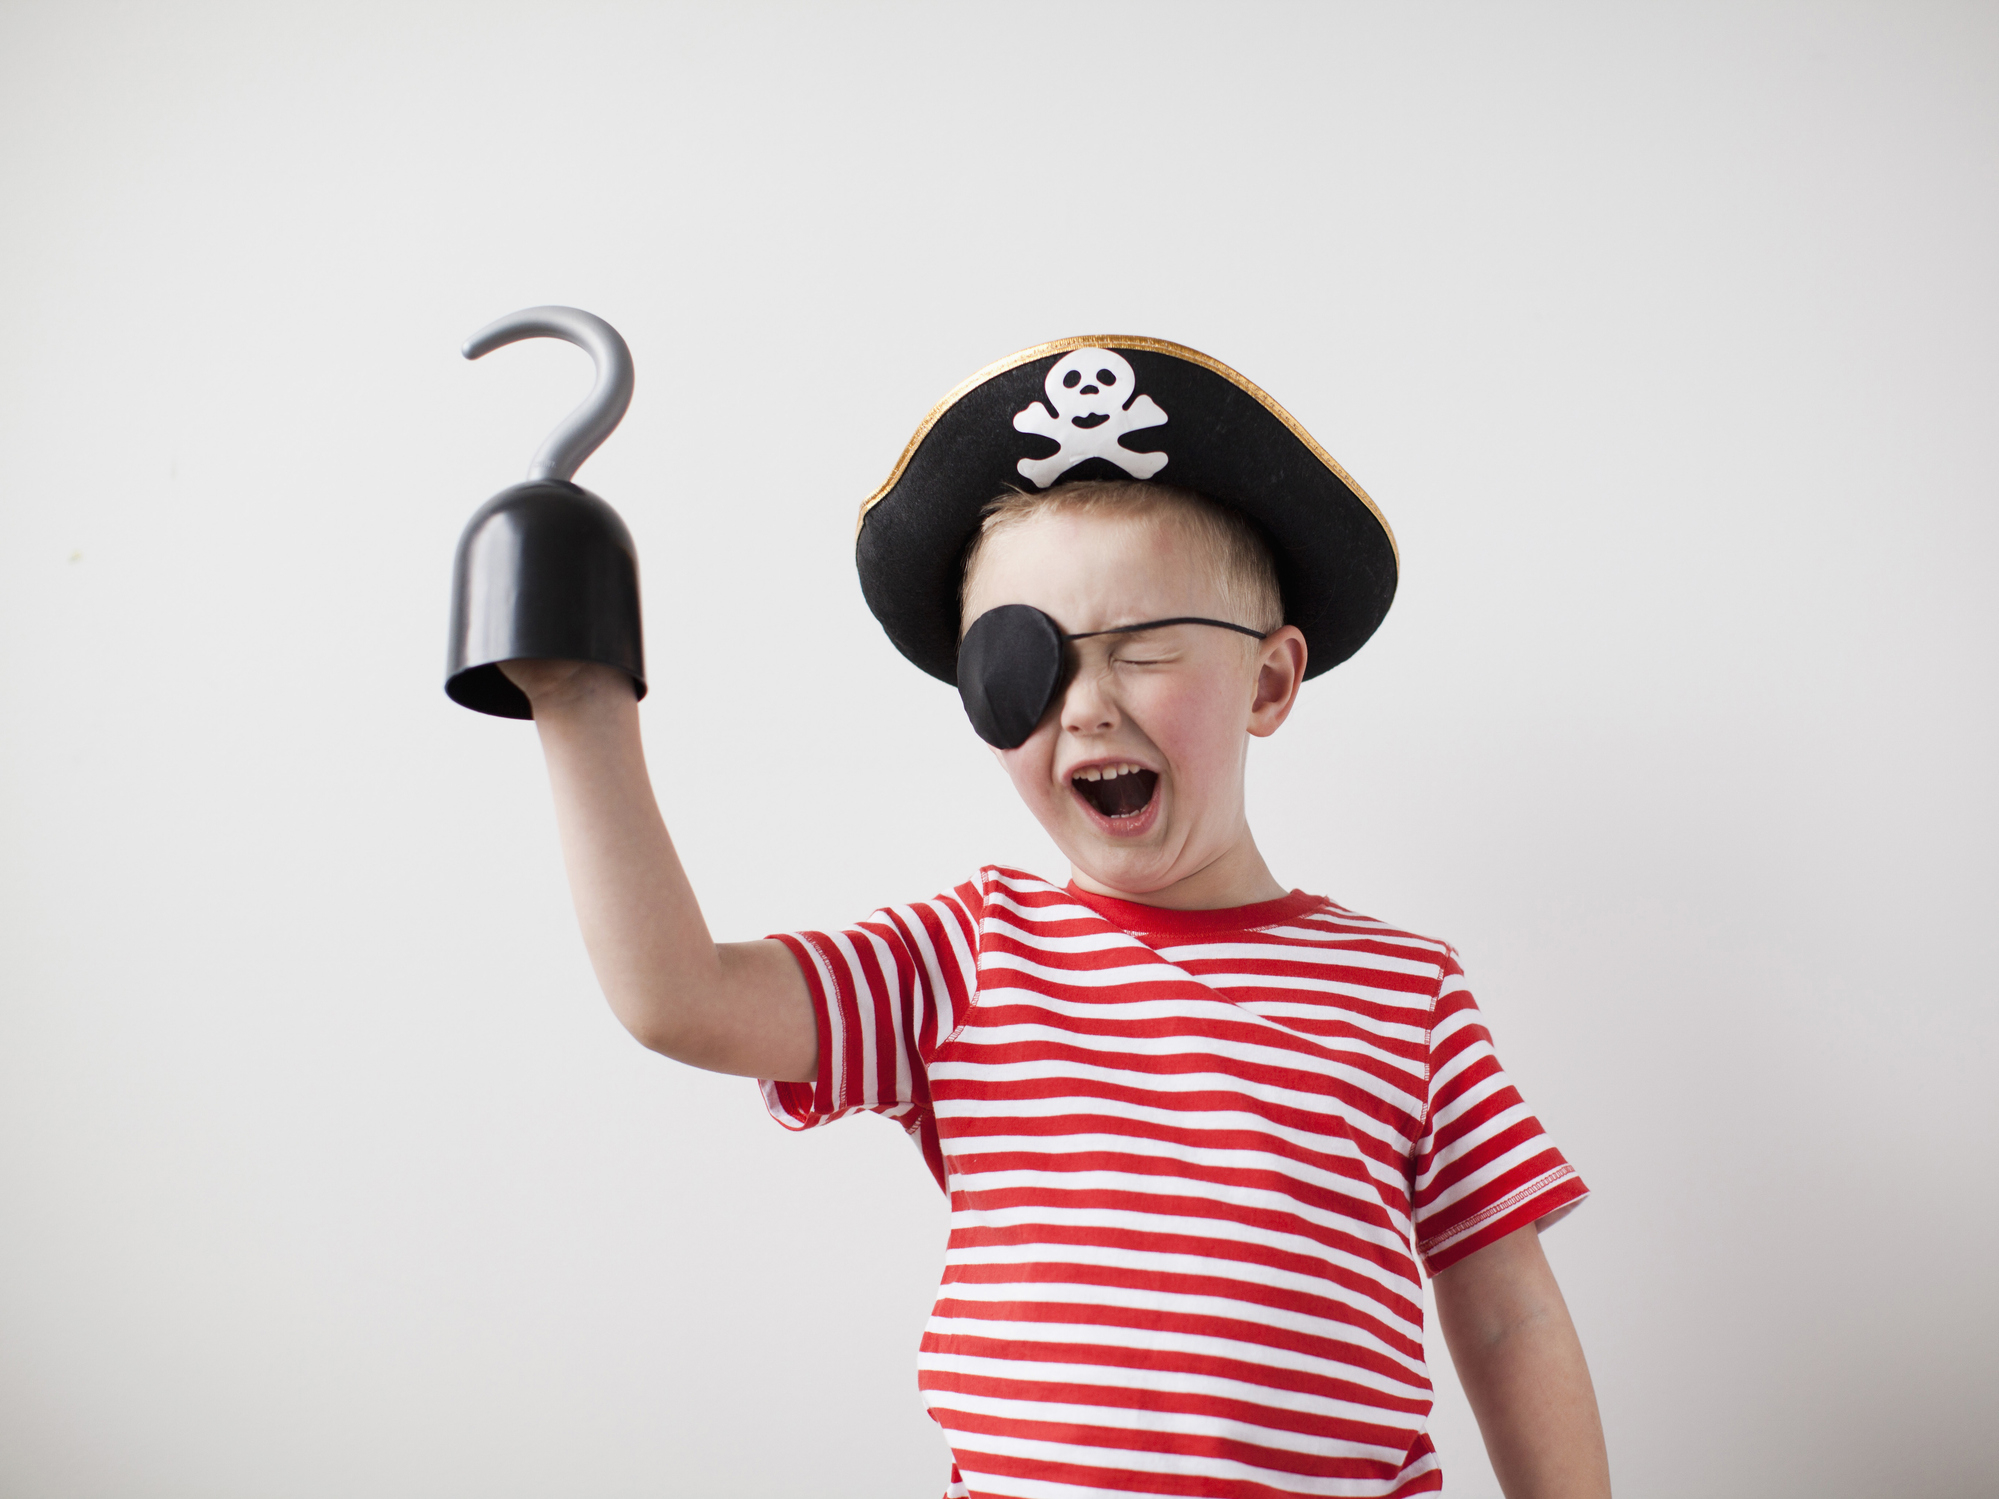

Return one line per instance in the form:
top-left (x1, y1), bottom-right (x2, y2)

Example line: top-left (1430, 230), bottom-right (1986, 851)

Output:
top-left (1281, 897), bottom-right (1457, 969)
top-left (869, 867), bottom-right (1065, 946)
top-left (1271, 898), bottom-right (1475, 1022)
top-left (965, 865), bottom-right (1068, 921)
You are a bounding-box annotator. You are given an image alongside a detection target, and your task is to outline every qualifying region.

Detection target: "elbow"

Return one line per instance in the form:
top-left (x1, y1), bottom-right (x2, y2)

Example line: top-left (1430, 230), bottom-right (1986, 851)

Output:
top-left (603, 981), bottom-right (700, 1062)
top-left (619, 1005), bottom-right (698, 1062)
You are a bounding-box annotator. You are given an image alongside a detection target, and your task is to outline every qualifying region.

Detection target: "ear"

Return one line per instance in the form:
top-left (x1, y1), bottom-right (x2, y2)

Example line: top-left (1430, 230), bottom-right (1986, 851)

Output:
top-left (1246, 626), bottom-right (1308, 738)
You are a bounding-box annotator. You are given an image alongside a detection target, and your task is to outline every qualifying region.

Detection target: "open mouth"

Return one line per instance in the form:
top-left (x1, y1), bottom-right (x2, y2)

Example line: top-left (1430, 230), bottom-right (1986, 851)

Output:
top-left (1072, 762), bottom-right (1159, 819)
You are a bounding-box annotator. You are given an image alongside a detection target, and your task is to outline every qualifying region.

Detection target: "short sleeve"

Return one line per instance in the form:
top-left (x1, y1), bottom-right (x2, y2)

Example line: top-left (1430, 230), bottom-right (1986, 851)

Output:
top-left (1412, 949), bottom-right (1588, 1275)
top-left (759, 882), bottom-right (983, 1189)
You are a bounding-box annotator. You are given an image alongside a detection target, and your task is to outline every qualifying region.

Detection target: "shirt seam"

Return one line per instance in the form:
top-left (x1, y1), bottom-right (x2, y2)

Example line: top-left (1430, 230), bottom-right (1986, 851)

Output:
top-left (1069, 887), bottom-right (1336, 941)
top-left (1243, 893), bottom-right (1336, 937)
top-left (1411, 948), bottom-right (1446, 1255)
top-left (795, 930), bottom-right (843, 1112)
top-left (928, 873), bottom-right (995, 1066)
top-left (1418, 1163), bottom-right (1581, 1257)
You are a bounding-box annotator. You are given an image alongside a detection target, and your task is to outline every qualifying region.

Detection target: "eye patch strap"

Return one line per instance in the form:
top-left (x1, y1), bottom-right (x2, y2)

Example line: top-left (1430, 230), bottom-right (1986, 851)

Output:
top-left (1065, 616), bottom-right (1269, 642)
top-left (957, 608), bottom-right (1273, 751)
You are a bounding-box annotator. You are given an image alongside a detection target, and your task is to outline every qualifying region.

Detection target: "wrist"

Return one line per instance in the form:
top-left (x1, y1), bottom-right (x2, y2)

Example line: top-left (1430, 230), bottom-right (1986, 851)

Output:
top-left (502, 659), bottom-right (637, 719)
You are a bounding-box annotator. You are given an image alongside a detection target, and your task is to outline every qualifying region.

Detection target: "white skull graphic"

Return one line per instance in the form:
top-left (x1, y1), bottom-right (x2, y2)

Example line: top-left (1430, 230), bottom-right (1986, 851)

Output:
top-left (1012, 347), bottom-right (1169, 488)
top-left (1046, 350), bottom-right (1137, 424)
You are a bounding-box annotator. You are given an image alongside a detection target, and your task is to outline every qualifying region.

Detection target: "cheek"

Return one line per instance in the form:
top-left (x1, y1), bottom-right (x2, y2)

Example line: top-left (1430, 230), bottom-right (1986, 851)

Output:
top-left (1134, 673), bottom-right (1245, 779)
top-left (997, 736), bottom-right (1063, 807)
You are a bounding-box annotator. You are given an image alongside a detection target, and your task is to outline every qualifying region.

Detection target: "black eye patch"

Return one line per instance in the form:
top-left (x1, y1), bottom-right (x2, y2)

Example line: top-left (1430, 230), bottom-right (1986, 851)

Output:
top-left (957, 605), bottom-right (1066, 750)
top-left (956, 606), bottom-right (1270, 749)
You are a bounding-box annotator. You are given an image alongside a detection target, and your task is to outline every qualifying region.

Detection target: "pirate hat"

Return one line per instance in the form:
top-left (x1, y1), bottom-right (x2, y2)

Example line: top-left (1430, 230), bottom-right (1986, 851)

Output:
top-left (855, 335), bottom-right (1397, 684)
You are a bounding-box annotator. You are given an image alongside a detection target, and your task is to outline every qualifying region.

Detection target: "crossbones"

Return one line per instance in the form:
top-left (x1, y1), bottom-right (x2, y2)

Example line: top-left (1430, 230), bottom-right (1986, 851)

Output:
top-left (1012, 348), bottom-right (1169, 488)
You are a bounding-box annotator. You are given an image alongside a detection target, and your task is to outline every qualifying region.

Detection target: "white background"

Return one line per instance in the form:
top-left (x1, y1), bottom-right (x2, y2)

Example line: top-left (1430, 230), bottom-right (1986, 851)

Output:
top-left (2, 3), bottom-right (1994, 1495)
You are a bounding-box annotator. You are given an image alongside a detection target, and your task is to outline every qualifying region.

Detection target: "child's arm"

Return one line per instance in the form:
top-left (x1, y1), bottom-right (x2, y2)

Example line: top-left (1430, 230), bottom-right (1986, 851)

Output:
top-left (1432, 1224), bottom-right (1612, 1498)
top-left (501, 659), bottom-right (816, 1082)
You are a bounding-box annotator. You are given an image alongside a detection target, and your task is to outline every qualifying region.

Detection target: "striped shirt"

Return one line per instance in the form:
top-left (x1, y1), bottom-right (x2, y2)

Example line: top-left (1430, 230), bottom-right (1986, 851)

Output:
top-left (762, 868), bottom-right (1586, 1498)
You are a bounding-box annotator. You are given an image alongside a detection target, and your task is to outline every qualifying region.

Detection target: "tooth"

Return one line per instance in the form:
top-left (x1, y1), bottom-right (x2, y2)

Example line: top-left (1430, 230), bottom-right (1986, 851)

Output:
top-left (1078, 768), bottom-right (1099, 781)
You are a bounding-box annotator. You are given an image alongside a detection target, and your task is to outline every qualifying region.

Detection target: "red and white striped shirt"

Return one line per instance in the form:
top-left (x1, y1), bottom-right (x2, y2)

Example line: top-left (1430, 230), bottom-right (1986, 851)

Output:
top-left (763, 868), bottom-right (1586, 1498)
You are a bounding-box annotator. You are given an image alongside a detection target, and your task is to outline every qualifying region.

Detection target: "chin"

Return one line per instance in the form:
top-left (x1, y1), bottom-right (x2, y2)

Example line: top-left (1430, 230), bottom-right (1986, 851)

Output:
top-left (1066, 840), bottom-right (1181, 896)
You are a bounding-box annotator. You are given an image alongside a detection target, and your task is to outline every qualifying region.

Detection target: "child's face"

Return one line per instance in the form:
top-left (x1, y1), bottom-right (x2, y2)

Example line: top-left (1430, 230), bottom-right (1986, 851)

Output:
top-left (960, 509), bottom-right (1306, 902)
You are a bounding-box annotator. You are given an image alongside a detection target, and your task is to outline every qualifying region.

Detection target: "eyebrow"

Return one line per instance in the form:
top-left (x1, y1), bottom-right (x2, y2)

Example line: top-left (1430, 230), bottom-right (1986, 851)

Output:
top-left (1064, 616), bottom-right (1268, 642)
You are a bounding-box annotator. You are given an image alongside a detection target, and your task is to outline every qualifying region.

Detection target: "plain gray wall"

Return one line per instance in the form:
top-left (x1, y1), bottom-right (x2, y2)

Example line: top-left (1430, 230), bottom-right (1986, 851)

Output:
top-left (1, 3), bottom-right (1994, 1494)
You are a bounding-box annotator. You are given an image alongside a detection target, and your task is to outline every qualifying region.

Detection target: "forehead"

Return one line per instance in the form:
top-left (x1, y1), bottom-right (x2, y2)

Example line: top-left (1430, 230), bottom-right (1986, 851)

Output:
top-left (961, 508), bottom-right (1227, 633)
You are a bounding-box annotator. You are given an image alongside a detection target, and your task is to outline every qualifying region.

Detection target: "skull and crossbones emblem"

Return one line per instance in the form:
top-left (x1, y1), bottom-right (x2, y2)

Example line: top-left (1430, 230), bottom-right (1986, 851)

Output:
top-left (1012, 348), bottom-right (1169, 488)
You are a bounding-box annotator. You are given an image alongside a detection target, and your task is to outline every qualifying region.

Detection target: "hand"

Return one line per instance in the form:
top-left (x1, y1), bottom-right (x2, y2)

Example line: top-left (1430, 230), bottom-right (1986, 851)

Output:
top-left (497, 658), bottom-right (631, 713)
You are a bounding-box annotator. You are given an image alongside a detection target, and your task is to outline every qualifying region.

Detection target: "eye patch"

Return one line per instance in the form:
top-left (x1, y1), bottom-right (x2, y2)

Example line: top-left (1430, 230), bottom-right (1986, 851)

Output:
top-left (956, 605), bottom-right (1268, 749)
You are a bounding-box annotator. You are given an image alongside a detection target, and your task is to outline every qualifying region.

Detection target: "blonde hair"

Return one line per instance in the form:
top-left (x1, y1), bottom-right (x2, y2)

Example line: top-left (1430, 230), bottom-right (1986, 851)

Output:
top-left (960, 480), bottom-right (1284, 633)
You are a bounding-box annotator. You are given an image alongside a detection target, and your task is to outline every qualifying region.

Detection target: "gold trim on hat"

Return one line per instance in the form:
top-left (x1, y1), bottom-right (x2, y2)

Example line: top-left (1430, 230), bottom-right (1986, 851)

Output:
top-left (854, 334), bottom-right (1397, 565)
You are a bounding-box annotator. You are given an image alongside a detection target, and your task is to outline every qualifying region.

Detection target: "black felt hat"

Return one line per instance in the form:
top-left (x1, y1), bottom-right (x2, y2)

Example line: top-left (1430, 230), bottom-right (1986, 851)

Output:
top-left (855, 335), bottom-right (1398, 684)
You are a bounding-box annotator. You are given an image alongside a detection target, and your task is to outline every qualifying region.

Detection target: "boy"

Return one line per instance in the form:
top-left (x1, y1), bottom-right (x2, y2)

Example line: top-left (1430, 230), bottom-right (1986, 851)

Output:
top-left (500, 338), bottom-right (1610, 1497)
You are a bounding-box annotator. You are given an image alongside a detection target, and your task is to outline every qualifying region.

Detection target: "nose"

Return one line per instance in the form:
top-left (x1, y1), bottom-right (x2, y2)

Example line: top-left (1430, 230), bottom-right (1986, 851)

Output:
top-left (1079, 383), bottom-right (1099, 395)
top-left (1059, 661), bottom-right (1119, 735)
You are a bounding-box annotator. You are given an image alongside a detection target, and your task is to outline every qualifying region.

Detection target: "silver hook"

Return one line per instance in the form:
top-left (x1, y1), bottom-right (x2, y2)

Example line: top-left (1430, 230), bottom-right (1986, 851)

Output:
top-left (462, 306), bottom-right (635, 484)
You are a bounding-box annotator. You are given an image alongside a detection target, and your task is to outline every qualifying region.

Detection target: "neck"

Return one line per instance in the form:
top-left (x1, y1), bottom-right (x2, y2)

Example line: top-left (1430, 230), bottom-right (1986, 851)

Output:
top-left (1069, 832), bottom-right (1287, 912)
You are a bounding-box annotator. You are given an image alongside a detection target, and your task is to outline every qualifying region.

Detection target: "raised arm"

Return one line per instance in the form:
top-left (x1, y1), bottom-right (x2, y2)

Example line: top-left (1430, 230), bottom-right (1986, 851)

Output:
top-left (1431, 1224), bottom-right (1612, 1499)
top-left (501, 659), bottom-right (816, 1082)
